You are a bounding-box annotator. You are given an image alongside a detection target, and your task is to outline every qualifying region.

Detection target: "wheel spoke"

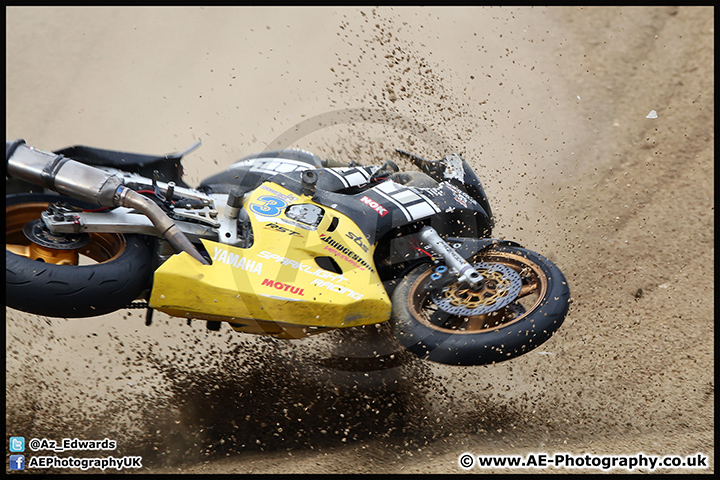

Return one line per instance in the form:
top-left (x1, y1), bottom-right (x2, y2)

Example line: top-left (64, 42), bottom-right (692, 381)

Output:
top-left (464, 314), bottom-right (491, 331)
top-left (518, 282), bottom-right (539, 298)
top-left (427, 307), bottom-right (455, 328)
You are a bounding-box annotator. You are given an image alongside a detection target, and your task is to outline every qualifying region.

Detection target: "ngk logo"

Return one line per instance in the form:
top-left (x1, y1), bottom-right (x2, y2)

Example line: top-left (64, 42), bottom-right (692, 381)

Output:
top-left (360, 195), bottom-right (388, 217)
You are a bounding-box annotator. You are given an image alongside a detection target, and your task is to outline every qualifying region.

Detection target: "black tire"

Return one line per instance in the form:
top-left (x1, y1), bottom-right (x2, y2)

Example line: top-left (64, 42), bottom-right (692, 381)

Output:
top-left (391, 244), bottom-right (570, 366)
top-left (6, 193), bottom-right (154, 318)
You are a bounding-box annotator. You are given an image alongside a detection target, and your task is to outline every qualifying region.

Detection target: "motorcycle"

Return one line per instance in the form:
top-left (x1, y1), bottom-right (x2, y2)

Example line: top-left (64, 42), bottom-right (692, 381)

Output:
top-left (5, 138), bottom-right (570, 366)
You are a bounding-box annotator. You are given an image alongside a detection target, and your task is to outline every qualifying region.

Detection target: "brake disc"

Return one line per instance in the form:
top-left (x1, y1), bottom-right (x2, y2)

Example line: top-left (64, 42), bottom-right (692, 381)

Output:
top-left (430, 262), bottom-right (523, 316)
top-left (23, 219), bottom-right (90, 250)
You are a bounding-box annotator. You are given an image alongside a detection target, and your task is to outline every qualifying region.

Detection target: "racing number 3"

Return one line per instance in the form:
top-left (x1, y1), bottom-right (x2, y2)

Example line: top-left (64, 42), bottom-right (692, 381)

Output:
top-left (249, 195), bottom-right (288, 217)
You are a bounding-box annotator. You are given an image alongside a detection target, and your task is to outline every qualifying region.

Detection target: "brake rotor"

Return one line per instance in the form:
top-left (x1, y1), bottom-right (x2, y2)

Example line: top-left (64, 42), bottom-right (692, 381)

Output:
top-left (430, 262), bottom-right (523, 315)
top-left (23, 219), bottom-right (90, 250)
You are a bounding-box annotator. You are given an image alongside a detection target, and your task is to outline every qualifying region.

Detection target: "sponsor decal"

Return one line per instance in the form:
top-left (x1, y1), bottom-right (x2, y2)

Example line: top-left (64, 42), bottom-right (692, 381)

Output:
top-left (359, 195), bottom-right (389, 217)
top-left (257, 251), bottom-right (348, 283)
top-left (414, 183), bottom-right (477, 209)
top-left (444, 182), bottom-right (477, 208)
top-left (423, 186), bottom-right (445, 197)
top-left (322, 246), bottom-right (367, 272)
top-left (345, 231), bottom-right (369, 253)
top-left (259, 185), bottom-right (298, 203)
top-left (277, 217), bottom-right (317, 232)
top-left (264, 222), bottom-right (303, 237)
top-left (261, 278), bottom-right (304, 296)
top-left (212, 247), bottom-right (263, 275)
top-left (310, 279), bottom-right (364, 300)
top-left (319, 234), bottom-right (374, 272)
top-left (229, 158), bottom-right (311, 176)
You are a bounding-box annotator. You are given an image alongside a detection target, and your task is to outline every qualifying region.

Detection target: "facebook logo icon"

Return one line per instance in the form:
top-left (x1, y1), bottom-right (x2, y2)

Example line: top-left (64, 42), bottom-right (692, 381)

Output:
top-left (10, 455), bottom-right (25, 470)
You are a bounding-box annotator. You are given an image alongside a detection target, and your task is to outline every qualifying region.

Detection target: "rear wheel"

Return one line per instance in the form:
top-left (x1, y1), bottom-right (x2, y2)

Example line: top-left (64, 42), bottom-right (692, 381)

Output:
top-left (391, 244), bottom-right (570, 365)
top-left (6, 193), bottom-right (153, 318)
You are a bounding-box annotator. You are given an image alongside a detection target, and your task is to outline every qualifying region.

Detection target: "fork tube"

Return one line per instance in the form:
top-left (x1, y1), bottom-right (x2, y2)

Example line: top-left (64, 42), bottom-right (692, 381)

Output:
top-left (418, 226), bottom-right (483, 285)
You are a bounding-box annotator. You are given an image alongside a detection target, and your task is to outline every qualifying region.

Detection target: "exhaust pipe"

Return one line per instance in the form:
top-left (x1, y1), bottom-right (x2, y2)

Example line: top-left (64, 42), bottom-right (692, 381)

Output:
top-left (7, 140), bottom-right (209, 265)
top-left (113, 186), bottom-right (209, 265)
top-left (7, 141), bottom-right (124, 206)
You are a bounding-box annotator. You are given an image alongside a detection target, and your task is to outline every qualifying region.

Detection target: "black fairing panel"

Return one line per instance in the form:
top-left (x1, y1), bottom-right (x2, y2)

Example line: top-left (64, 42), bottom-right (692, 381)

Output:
top-left (197, 149), bottom-right (324, 195)
top-left (269, 172), bottom-right (493, 245)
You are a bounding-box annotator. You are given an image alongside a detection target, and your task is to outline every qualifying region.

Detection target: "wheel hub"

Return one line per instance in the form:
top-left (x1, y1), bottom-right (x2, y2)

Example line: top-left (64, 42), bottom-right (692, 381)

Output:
top-left (430, 262), bottom-right (523, 315)
top-left (22, 219), bottom-right (90, 265)
top-left (23, 219), bottom-right (90, 250)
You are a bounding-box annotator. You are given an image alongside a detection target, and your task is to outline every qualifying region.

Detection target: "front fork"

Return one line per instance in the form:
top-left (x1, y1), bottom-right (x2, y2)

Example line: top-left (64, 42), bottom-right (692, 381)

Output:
top-left (418, 226), bottom-right (483, 286)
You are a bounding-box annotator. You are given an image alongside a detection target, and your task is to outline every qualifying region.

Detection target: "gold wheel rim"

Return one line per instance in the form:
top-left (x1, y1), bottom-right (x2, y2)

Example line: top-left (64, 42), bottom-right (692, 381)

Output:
top-left (6, 201), bottom-right (127, 265)
top-left (407, 251), bottom-right (548, 334)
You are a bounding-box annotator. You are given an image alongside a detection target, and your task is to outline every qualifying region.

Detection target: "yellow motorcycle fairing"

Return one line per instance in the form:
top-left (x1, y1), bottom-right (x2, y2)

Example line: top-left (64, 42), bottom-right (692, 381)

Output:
top-left (149, 182), bottom-right (392, 338)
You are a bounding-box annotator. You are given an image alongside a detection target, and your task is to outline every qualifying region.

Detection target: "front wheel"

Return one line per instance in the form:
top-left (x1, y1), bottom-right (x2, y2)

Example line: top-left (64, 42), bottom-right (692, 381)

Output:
top-left (6, 193), bottom-right (154, 318)
top-left (391, 244), bottom-right (570, 366)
